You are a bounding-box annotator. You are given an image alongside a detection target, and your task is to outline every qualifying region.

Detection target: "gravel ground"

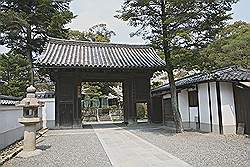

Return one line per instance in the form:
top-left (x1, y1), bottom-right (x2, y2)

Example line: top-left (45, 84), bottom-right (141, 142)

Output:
top-left (126, 124), bottom-right (249, 167)
top-left (3, 128), bottom-right (111, 167)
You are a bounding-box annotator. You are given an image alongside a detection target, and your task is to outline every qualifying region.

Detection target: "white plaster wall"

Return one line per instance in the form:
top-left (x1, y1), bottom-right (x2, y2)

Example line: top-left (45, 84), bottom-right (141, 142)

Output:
top-left (219, 82), bottom-right (236, 126)
top-left (0, 106), bottom-right (23, 133)
top-left (40, 98), bottom-right (55, 128)
top-left (189, 107), bottom-right (198, 122)
top-left (198, 83), bottom-right (211, 124)
top-left (163, 94), bottom-right (171, 99)
top-left (178, 90), bottom-right (189, 122)
top-left (0, 105), bottom-right (24, 149)
top-left (209, 82), bottom-right (219, 125)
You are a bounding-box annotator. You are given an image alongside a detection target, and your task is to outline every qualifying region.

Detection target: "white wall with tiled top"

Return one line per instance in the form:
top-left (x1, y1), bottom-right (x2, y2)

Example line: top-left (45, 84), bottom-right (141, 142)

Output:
top-left (0, 105), bottom-right (24, 150)
top-left (173, 81), bottom-right (237, 134)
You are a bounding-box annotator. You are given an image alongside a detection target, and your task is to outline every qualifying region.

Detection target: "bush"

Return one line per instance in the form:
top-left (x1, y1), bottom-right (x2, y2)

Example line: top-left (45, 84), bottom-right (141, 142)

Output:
top-left (136, 103), bottom-right (147, 120)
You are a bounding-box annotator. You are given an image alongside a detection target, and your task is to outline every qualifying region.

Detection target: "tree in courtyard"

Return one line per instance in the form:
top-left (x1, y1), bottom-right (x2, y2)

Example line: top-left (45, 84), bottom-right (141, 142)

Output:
top-left (0, 52), bottom-right (30, 97)
top-left (116, 0), bottom-right (238, 132)
top-left (0, 0), bottom-right (75, 84)
top-left (200, 21), bottom-right (250, 70)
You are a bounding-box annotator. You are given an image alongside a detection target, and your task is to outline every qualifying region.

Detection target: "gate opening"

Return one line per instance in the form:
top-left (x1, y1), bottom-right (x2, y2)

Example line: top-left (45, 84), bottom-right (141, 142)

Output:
top-left (136, 102), bottom-right (148, 123)
top-left (80, 82), bottom-right (124, 124)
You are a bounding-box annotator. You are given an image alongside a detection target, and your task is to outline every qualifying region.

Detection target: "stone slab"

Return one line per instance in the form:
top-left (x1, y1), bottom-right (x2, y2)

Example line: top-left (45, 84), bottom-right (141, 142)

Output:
top-left (93, 124), bottom-right (192, 167)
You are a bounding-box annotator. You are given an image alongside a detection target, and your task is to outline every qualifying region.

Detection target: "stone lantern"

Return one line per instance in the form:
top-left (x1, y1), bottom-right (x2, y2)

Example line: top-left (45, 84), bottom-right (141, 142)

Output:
top-left (16, 85), bottom-right (43, 156)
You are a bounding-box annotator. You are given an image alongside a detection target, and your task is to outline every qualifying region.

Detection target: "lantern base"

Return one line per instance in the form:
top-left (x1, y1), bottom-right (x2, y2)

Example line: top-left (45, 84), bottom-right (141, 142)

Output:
top-left (17, 149), bottom-right (42, 158)
top-left (18, 117), bottom-right (41, 125)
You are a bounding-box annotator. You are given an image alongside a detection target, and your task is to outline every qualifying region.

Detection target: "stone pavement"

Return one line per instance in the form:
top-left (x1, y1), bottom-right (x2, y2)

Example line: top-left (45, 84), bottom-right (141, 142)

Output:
top-left (93, 124), bottom-right (191, 167)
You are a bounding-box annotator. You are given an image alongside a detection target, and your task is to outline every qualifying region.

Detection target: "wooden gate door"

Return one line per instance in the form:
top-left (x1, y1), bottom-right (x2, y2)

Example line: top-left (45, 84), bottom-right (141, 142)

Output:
top-left (234, 85), bottom-right (250, 135)
top-left (163, 98), bottom-right (174, 125)
top-left (59, 102), bottom-right (73, 127)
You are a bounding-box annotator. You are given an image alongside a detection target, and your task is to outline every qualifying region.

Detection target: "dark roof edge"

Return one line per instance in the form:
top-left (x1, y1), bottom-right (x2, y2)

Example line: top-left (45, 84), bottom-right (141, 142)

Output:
top-left (34, 64), bottom-right (165, 71)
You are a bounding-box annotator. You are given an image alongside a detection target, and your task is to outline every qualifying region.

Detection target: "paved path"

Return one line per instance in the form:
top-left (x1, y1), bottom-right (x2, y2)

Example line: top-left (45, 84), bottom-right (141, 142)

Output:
top-left (93, 124), bottom-right (191, 167)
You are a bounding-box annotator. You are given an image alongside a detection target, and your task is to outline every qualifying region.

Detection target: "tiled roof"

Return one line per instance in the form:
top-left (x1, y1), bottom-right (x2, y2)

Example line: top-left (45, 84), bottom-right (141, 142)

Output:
top-left (152, 66), bottom-right (250, 94)
top-left (0, 95), bottom-right (22, 105)
top-left (36, 37), bottom-right (166, 70)
top-left (36, 91), bottom-right (55, 99)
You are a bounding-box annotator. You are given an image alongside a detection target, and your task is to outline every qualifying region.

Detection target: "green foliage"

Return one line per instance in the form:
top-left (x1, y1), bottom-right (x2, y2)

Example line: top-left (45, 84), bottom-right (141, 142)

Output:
top-left (200, 21), bottom-right (250, 70)
top-left (82, 82), bottom-right (103, 99)
top-left (0, 53), bottom-right (30, 97)
top-left (151, 81), bottom-right (162, 89)
top-left (0, 0), bottom-right (74, 56)
top-left (67, 30), bottom-right (90, 41)
top-left (0, 0), bottom-right (75, 84)
top-left (116, 0), bottom-right (238, 69)
top-left (67, 23), bottom-right (116, 42)
top-left (136, 103), bottom-right (147, 120)
top-left (82, 82), bottom-right (120, 99)
top-left (88, 24), bottom-right (116, 42)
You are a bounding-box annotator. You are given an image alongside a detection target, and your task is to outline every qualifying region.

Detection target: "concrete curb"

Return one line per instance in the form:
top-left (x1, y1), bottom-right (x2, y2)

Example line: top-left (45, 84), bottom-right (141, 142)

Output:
top-left (0, 128), bottom-right (48, 165)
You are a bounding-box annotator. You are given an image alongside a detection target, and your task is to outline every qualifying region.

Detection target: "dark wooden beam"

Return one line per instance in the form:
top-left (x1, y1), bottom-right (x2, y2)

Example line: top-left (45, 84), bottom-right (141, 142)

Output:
top-left (216, 82), bottom-right (223, 134)
top-left (207, 82), bottom-right (213, 132)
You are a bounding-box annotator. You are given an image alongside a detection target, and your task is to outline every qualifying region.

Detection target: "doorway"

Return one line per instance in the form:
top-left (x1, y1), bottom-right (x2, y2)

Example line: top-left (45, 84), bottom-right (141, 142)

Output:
top-left (80, 81), bottom-right (124, 124)
top-left (234, 84), bottom-right (250, 135)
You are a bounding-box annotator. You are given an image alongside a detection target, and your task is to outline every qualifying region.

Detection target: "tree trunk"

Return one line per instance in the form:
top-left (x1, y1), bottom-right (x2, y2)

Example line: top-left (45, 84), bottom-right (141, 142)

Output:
top-left (166, 68), bottom-right (184, 133)
top-left (26, 26), bottom-right (34, 85)
top-left (161, 0), bottom-right (183, 133)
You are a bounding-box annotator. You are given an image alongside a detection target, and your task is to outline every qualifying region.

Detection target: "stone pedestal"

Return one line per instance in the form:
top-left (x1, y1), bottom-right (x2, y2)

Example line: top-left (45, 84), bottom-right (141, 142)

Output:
top-left (18, 117), bottom-right (41, 151)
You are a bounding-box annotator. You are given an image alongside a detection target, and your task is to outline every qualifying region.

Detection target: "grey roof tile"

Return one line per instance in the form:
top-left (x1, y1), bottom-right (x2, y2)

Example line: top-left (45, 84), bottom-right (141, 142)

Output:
top-left (36, 37), bottom-right (166, 70)
top-left (152, 66), bottom-right (250, 94)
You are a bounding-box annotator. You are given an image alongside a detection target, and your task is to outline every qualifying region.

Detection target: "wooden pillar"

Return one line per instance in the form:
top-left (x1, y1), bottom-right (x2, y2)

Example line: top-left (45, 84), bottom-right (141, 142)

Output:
top-left (145, 78), bottom-right (151, 123)
top-left (122, 82), bottom-right (128, 122)
top-left (55, 76), bottom-right (59, 127)
top-left (123, 79), bottom-right (136, 123)
top-left (73, 81), bottom-right (82, 127)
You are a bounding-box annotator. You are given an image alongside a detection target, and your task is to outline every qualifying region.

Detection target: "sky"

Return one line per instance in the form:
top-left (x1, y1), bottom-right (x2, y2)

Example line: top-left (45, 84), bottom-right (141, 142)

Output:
top-left (0, 0), bottom-right (249, 53)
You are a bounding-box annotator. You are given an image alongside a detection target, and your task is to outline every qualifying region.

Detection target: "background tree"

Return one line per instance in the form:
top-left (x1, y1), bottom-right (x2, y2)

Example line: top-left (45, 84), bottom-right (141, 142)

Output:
top-left (88, 23), bottom-right (116, 42)
top-left (0, 0), bottom-right (75, 84)
top-left (116, 0), bottom-right (238, 132)
top-left (200, 21), bottom-right (250, 70)
top-left (67, 23), bottom-right (116, 42)
top-left (0, 52), bottom-right (30, 97)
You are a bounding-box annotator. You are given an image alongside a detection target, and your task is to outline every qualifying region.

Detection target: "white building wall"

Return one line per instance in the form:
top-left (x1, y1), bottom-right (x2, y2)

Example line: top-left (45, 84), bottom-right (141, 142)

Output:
top-left (40, 98), bottom-right (55, 129)
top-left (161, 81), bottom-right (237, 134)
top-left (209, 82), bottom-right (220, 133)
top-left (219, 82), bottom-right (236, 134)
top-left (198, 83), bottom-right (211, 132)
top-left (178, 90), bottom-right (189, 122)
top-left (177, 89), bottom-right (198, 129)
top-left (189, 107), bottom-right (198, 126)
